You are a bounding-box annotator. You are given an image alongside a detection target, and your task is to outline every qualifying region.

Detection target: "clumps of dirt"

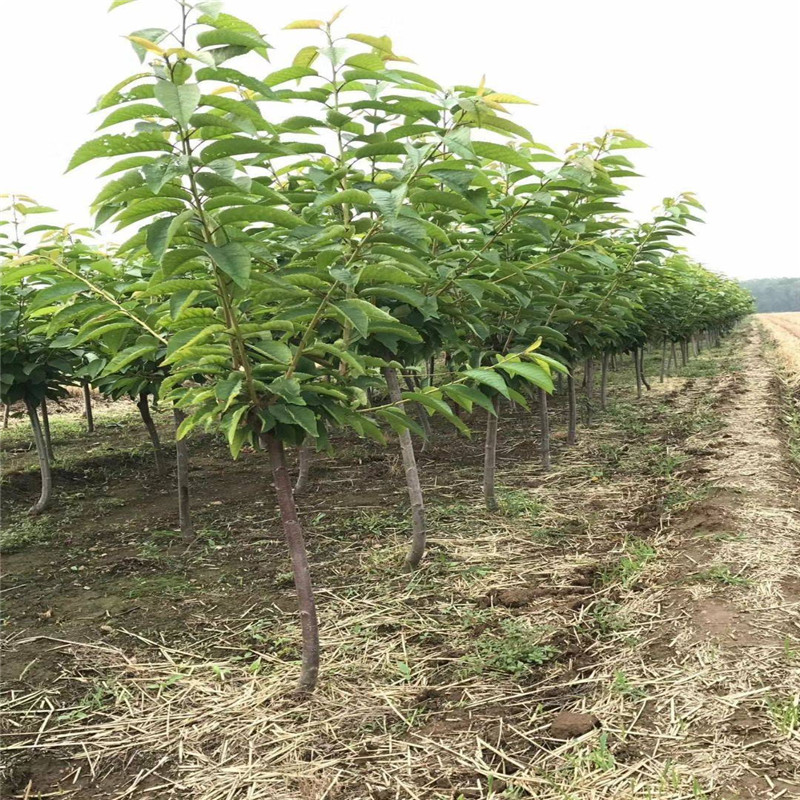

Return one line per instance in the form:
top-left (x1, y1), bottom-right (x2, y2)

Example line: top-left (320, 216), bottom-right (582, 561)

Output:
top-left (484, 585), bottom-right (542, 607)
top-left (549, 710), bottom-right (601, 739)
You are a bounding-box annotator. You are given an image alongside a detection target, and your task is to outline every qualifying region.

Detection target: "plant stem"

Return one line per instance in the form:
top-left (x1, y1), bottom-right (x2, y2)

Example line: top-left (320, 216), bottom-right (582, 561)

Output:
top-left (538, 387), bottom-right (550, 471)
top-left (294, 441), bottom-right (311, 496)
top-left (25, 399), bottom-right (52, 515)
top-left (599, 352), bottom-right (609, 411)
top-left (173, 408), bottom-right (192, 541)
top-left (264, 432), bottom-right (320, 694)
top-left (137, 392), bottom-right (165, 474)
top-left (383, 366), bottom-right (426, 571)
top-left (483, 395), bottom-right (500, 512)
top-left (40, 399), bottom-right (54, 464)
top-left (567, 370), bottom-right (578, 445)
top-left (82, 381), bottom-right (95, 433)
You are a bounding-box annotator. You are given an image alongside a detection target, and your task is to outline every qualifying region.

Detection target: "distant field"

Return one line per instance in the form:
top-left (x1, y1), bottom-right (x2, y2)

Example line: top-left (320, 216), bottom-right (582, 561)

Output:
top-left (758, 312), bottom-right (800, 380)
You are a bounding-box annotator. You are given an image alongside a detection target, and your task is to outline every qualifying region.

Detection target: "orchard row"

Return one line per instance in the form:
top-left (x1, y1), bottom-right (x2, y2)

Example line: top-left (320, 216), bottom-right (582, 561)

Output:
top-left (0, 1), bottom-right (752, 692)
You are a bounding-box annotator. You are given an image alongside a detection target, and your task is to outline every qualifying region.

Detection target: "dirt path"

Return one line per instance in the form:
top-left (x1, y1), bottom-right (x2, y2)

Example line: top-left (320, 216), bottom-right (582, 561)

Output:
top-left (607, 326), bottom-right (800, 797)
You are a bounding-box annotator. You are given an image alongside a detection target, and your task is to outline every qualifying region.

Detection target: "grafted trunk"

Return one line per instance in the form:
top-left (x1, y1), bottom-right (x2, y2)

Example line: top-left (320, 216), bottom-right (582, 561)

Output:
top-left (294, 441), bottom-right (311, 495)
top-left (599, 352), bottom-right (609, 411)
top-left (173, 409), bottom-right (192, 541)
top-left (2, 403), bottom-right (9, 429)
top-left (567, 370), bottom-right (577, 446)
top-left (40, 399), bottom-right (54, 464)
top-left (639, 347), bottom-right (651, 391)
top-left (25, 399), bottom-right (52, 515)
top-left (483, 395), bottom-right (501, 511)
top-left (610, 353), bottom-right (617, 372)
top-left (82, 381), bottom-right (94, 433)
top-left (633, 349), bottom-right (642, 398)
top-left (671, 342), bottom-right (679, 372)
top-left (383, 367), bottom-right (426, 571)
top-left (137, 392), bottom-right (165, 473)
top-left (555, 371), bottom-right (564, 395)
top-left (538, 387), bottom-right (550, 471)
top-left (660, 340), bottom-right (668, 383)
top-left (264, 432), bottom-right (319, 695)
top-left (681, 341), bottom-right (688, 366)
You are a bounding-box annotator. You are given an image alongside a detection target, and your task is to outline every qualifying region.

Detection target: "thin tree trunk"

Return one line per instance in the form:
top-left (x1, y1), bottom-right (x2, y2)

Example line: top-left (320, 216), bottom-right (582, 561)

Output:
top-left (671, 342), bottom-right (679, 372)
top-left (137, 392), bottom-right (165, 473)
top-left (40, 399), bottom-right (54, 464)
top-left (556, 372), bottom-right (564, 394)
top-left (660, 340), bottom-right (668, 383)
top-left (173, 408), bottom-right (192, 541)
top-left (483, 395), bottom-right (501, 511)
top-left (633, 349), bottom-right (642, 398)
top-left (82, 381), bottom-right (95, 433)
top-left (264, 432), bottom-right (319, 695)
top-left (538, 387), bottom-right (550, 471)
top-left (25, 399), bottom-right (52, 515)
top-left (294, 441), bottom-right (311, 495)
top-left (639, 347), bottom-right (651, 391)
top-left (610, 353), bottom-right (617, 371)
top-left (681, 341), bottom-right (688, 366)
top-left (383, 367), bottom-right (426, 571)
top-left (600, 352), bottom-right (609, 411)
top-left (2, 403), bottom-right (9, 429)
top-left (584, 358), bottom-right (595, 425)
top-left (567, 370), bottom-right (577, 445)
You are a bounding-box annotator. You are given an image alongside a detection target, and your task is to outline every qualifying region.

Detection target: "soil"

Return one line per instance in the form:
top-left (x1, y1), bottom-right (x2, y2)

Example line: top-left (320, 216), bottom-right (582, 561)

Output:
top-left (1, 325), bottom-right (799, 799)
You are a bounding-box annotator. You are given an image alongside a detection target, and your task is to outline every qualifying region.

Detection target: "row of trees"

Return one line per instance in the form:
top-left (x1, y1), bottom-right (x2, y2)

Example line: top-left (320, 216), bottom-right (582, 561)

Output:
top-left (0, 1), bottom-right (753, 693)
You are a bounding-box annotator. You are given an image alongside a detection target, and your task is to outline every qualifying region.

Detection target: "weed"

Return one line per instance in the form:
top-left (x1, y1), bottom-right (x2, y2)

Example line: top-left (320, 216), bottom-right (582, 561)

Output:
top-left (498, 488), bottom-right (543, 518)
top-left (127, 575), bottom-right (192, 598)
top-left (611, 670), bottom-right (647, 700)
top-left (765, 695), bottom-right (799, 736)
top-left (692, 565), bottom-right (750, 587)
top-left (0, 515), bottom-right (57, 553)
top-left (460, 618), bottom-right (557, 678)
top-left (602, 538), bottom-right (656, 588)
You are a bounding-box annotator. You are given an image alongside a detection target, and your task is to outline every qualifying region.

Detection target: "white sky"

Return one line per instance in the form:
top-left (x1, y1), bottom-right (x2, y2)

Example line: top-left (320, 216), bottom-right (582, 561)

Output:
top-left (2, 0), bottom-right (798, 281)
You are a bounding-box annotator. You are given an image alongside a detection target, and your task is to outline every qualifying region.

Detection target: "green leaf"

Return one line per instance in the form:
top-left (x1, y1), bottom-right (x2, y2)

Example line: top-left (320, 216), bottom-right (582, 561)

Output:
top-left (443, 383), bottom-right (495, 414)
top-left (205, 241), bottom-right (251, 288)
top-left (498, 361), bottom-right (554, 392)
top-left (67, 134), bottom-right (173, 171)
top-left (332, 300), bottom-right (369, 337)
top-left (319, 188), bottom-right (373, 207)
top-left (216, 205), bottom-right (304, 229)
top-left (103, 342), bottom-right (159, 374)
top-left (472, 141), bottom-right (532, 171)
top-left (464, 368), bottom-right (510, 398)
top-left (264, 66), bottom-right (317, 86)
top-left (28, 280), bottom-right (86, 312)
top-left (153, 81), bottom-right (200, 128)
top-left (256, 340), bottom-right (292, 364)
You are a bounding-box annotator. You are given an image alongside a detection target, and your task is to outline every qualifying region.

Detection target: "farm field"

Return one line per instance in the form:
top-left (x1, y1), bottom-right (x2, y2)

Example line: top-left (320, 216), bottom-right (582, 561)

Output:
top-left (758, 313), bottom-right (800, 380)
top-left (2, 322), bottom-right (799, 799)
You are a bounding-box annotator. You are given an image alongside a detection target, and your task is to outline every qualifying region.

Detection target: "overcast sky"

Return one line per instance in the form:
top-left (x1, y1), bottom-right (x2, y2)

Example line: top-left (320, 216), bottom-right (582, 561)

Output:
top-left (2, 0), bottom-right (798, 281)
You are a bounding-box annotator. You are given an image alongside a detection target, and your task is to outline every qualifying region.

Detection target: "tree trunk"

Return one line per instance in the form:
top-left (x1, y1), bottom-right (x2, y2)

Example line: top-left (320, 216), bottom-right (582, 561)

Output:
top-left (584, 357), bottom-right (595, 425)
top-left (681, 341), bottom-right (688, 366)
top-left (483, 395), bottom-right (501, 511)
top-left (639, 347), bottom-right (651, 391)
top-left (25, 399), bottom-right (52, 515)
top-left (294, 441), bottom-right (311, 495)
top-left (82, 381), bottom-right (95, 433)
top-left (567, 370), bottom-right (577, 446)
top-left (137, 392), bottom-right (165, 473)
top-left (671, 342), bottom-right (679, 372)
top-left (633, 349), bottom-right (642, 398)
top-left (538, 387), bottom-right (550, 471)
top-left (40, 399), bottom-right (54, 464)
top-left (660, 340), bottom-right (668, 383)
top-left (264, 432), bottom-right (319, 695)
top-left (610, 353), bottom-right (617, 372)
top-left (555, 371), bottom-right (564, 395)
top-left (2, 403), bottom-right (9, 428)
top-left (600, 352), bottom-right (609, 411)
top-left (383, 367), bottom-right (426, 571)
top-left (173, 409), bottom-right (192, 541)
